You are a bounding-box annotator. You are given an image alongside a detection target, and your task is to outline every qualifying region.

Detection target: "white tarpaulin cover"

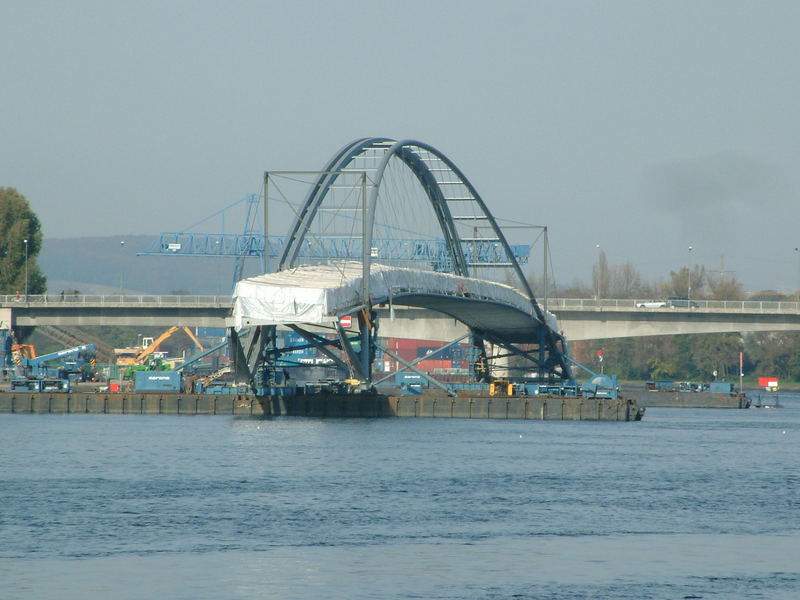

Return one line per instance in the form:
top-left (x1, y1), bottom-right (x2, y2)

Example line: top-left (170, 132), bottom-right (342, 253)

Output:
top-left (232, 262), bottom-right (559, 332)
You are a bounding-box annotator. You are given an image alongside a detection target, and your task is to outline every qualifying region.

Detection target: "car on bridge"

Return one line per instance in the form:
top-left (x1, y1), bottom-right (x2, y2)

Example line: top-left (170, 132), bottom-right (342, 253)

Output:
top-left (666, 296), bottom-right (699, 309)
top-left (635, 300), bottom-right (667, 308)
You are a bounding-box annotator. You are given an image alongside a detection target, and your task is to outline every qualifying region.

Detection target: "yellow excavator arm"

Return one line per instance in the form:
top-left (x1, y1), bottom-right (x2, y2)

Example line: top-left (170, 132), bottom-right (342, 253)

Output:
top-left (135, 326), bottom-right (203, 363)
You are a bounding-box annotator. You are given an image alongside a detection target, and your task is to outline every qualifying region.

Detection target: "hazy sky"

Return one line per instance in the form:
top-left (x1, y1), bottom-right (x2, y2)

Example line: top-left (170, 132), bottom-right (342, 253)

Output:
top-left (2, 1), bottom-right (799, 293)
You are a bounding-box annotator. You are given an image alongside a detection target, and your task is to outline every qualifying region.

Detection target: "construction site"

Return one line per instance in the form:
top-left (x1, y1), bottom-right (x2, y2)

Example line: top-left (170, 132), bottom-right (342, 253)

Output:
top-left (0, 140), bottom-right (647, 421)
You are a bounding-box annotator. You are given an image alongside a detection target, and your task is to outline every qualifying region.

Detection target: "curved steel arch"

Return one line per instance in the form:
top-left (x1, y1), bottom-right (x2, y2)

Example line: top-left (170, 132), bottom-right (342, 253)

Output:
top-left (280, 138), bottom-right (539, 309)
top-left (366, 140), bottom-right (539, 305)
top-left (278, 137), bottom-right (394, 271)
top-left (367, 141), bottom-right (570, 380)
top-left (275, 137), bottom-right (571, 380)
top-left (381, 143), bottom-right (469, 277)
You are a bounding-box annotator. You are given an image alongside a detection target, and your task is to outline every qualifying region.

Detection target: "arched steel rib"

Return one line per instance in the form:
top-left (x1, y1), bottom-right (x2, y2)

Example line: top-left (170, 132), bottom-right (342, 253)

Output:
top-left (278, 137), bottom-right (394, 270)
top-left (276, 136), bottom-right (571, 379)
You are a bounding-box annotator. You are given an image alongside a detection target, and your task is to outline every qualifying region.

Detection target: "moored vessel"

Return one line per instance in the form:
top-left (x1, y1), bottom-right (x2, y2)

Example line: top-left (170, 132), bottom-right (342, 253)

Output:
top-left (622, 380), bottom-right (750, 409)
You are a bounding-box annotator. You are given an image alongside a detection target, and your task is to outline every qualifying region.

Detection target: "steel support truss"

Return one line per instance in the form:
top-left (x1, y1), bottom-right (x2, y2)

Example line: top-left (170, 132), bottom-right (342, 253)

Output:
top-left (229, 319), bottom-right (568, 396)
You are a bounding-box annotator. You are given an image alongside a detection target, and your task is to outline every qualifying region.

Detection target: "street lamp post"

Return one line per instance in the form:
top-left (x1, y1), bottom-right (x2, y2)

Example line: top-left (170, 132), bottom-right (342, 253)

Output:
top-left (120, 241), bottom-right (125, 295)
top-left (687, 245), bottom-right (693, 303)
top-left (594, 244), bottom-right (600, 303)
top-left (795, 247), bottom-right (799, 305)
top-left (23, 238), bottom-right (28, 300)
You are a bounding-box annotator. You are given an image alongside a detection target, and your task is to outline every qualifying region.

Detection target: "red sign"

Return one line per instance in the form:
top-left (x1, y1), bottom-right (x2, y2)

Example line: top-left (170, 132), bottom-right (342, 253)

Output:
top-left (597, 349), bottom-right (604, 362)
top-left (758, 377), bottom-right (778, 390)
top-left (340, 315), bottom-right (352, 328)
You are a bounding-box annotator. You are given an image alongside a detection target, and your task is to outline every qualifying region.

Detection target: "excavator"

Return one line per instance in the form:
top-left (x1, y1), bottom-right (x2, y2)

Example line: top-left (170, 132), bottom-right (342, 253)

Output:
top-left (115, 326), bottom-right (204, 367)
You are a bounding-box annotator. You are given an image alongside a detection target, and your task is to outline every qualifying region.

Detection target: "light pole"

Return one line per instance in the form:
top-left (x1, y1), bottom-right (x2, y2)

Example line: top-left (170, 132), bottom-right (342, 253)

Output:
top-left (795, 247), bottom-right (799, 305)
top-left (119, 241), bottom-right (125, 294)
top-left (23, 238), bottom-right (28, 300)
top-left (687, 245), bottom-right (693, 303)
top-left (594, 244), bottom-right (600, 303)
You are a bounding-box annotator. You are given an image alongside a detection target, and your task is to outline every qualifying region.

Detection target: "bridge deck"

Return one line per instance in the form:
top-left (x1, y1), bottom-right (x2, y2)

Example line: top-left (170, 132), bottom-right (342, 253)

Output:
top-left (2, 296), bottom-right (798, 340)
top-left (232, 262), bottom-right (557, 342)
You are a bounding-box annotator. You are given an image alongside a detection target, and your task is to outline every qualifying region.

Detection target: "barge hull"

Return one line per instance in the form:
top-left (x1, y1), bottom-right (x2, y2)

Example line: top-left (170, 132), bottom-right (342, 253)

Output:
top-left (622, 390), bottom-right (749, 409)
top-left (0, 393), bottom-right (644, 421)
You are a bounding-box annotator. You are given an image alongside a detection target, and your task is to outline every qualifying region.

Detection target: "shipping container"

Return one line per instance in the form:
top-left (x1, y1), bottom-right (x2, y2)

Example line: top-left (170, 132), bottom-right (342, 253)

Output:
top-left (395, 372), bottom-right (429, 387)
top-left (416, 345), bottom-right (466, 360)
top-left (415, 359), bottom-right (451, 371)
top-left (134, 370), bottom-right (181, 392)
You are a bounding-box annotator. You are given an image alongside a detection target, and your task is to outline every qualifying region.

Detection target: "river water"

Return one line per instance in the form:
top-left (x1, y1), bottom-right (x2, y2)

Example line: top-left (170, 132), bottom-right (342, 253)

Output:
top-left (1, 394), bottom-right (798, 599)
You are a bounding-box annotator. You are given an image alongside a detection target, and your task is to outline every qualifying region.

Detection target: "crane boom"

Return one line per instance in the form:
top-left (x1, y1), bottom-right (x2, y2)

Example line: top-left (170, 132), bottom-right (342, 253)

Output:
top-left (116, 327), bottom-right (205, 366)
top-left (25, 344), bottom-right (95, 365)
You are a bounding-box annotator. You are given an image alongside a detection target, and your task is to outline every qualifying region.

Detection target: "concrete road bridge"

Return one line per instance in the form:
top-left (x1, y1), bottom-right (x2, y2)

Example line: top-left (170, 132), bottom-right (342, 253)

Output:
top-left (546, 298), bottom-right (800, 340)
top-left (3, 293), bottom-right (800, 391)
top-left (3, 295), bottom-right (799, 340)
top-left (1, 294), bottom-right (232, 328)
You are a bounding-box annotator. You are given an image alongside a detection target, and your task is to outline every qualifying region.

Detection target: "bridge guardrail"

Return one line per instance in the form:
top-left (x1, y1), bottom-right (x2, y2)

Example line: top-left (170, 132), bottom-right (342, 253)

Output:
top-left (545, 298), bottom-right (800, 313)
top-left (0, 294), bottom-right (233, 307)
top-left (2, 295), bottom-right (799, 313)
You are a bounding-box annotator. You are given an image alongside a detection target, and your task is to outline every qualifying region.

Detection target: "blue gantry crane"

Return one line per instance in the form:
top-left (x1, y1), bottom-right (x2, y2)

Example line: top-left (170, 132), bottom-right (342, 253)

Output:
top-left (137, 194), bottom-right (530, 288)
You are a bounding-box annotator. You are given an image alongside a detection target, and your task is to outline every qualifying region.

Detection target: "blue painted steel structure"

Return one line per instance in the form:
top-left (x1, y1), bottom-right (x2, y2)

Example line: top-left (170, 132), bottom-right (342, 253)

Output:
top-left (138, 186), bottom-right (531, 292)
top-left (140, 232), bottom-right (529, 272)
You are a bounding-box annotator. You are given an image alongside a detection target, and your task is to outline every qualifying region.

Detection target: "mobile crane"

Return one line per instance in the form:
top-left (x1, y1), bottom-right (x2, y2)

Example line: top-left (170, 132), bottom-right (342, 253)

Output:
top-left (11, 343), bottom-right (97, 392)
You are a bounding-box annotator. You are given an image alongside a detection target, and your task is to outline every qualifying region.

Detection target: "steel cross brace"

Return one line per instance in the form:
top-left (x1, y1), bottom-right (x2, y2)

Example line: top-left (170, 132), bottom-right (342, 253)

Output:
top-left (286, 325), bottom-right (353, 375)
top-left (477, 331), bottom-right (550, 373)
top-left (373, 333), bottom-right (470, 397)
top-left (373, 333), bottom-right (470, 386)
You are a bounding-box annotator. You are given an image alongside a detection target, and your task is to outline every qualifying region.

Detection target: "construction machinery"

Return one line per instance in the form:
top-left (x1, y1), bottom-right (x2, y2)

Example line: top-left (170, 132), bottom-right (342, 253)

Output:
top-left (193, 365), bottom-right (233, 394)
top-left (11, 343), bottom-right (97, 392)
top-left (37, 325), bottom-right (115, 362)
top-left (115, 326), bottom-right (204, 367)
top-left (122, 357), bottom-right (172, 380)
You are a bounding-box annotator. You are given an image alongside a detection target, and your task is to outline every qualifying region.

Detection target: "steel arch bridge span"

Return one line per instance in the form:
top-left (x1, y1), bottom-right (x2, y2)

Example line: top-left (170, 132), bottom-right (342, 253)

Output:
top-left (235, 138), bottom-right (572, 391)
top-left (280, 138), bottom-right (530, 288)
top-left (233, 262), bottom-right (560, 343)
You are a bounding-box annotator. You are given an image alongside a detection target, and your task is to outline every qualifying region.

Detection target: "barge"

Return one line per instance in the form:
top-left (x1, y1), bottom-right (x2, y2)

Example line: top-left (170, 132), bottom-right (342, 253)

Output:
top-left (623, 380), bottom-right (750, 409)
top-left (0, 391), bottom-right (644, 421)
